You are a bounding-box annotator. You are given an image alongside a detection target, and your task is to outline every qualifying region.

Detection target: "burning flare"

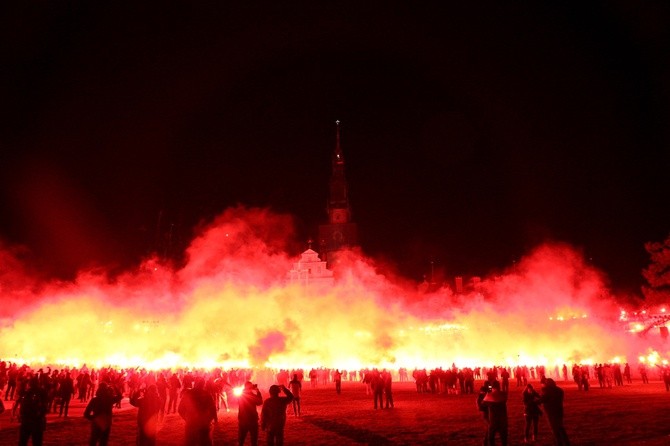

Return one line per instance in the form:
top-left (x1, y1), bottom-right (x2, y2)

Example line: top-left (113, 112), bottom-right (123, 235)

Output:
top-left (0, 207), bottom-right (667, 371)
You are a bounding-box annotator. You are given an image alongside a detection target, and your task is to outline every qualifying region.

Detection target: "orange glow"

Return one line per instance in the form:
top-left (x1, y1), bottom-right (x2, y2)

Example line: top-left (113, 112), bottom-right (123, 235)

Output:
top-left (0, 207), bottom-right (669, 371)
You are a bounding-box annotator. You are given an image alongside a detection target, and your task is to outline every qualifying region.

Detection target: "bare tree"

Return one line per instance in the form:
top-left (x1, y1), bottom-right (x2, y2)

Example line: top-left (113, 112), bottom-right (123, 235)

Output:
top-left (642, 233), bottom-right (670, 305)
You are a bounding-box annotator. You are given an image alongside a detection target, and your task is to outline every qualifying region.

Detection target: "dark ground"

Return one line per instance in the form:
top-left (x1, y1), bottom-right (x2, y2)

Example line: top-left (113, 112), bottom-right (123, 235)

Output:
top-left (0, 379), bottom-right (669, 445)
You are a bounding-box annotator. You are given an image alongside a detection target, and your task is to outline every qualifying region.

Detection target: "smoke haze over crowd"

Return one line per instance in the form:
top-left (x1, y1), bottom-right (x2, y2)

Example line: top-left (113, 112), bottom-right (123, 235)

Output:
top-left (1, 207), bottom-right (665, 370)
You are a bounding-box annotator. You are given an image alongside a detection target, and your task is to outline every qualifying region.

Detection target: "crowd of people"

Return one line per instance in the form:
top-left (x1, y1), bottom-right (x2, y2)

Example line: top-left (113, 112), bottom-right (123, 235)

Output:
top-left (0, 359), bottom-right (668, 445)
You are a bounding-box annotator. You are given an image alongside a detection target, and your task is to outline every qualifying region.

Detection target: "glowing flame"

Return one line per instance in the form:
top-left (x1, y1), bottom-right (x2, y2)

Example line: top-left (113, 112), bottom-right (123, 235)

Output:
top-left (0, 207), bottom-right (668, 371)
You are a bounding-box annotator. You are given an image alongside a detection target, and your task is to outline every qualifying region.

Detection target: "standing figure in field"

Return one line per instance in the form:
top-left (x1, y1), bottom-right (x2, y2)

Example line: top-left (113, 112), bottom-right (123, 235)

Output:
top-left (84, 382), bottom-right (123, 446)
top-left (333, 369), bottom-right (342, 394)
top-left (5, 364), bottom-right (19, 401)
top-left (58, 371), bottom-right (74, 417)
top-left (500, 368), bottom-right (510, 393)
top-left (260, 385), bottom-right (294, 446)
top-left (156, 374), bottom-right (168, 420)
top-left (214, 372), bottom-right (231, 413)
top-left (14, 376), bottom-right (48, 446)
top-left (288, 374), bottom-right (302, 416)
top-left (623, 363), bottom-right (632, 384)
top-left (522, 383), bottom-right (542, 444)
top-left (382, 369), bottom-right (394, 409)
top-left (130, 384), bottom-right (162, 446)
top-left (178, 378), bottom-right (218, 446)
top-left (167, 373), bottom-right (181, 414)
top-left (371, 370), bottom-right (385, 410)
top-left (639, 364), bottom-right (649, 384)
top-left (88, 370), bottom-right (98, 401)
top-left (540, 379), bottom-right (570, 446)
top-left (78, 371), bottom-right (92, 402)
top-left (572, 365), bottom-right (582, 390)
top-left (662, 365), bottom-right (670, 392)
top-left (363, 369), bottom-right (373, 395)
top-left (238, 381), bottom-right (263, 446)
top-left (476, 381), bottom-right (491, 445)
top-left (482, 380), bottom-right (508, 446)
top-left (613, 364), bottom-right (624, 386)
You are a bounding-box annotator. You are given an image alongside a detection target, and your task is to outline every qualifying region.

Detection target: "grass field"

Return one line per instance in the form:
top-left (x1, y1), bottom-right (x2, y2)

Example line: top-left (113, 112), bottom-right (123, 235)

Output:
top-left (1, 379), bottom-right (669, 445)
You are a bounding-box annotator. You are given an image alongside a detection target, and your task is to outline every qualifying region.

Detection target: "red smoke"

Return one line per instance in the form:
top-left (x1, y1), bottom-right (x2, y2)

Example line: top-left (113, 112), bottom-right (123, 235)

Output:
top-left (0, 207), bottom-right (666, 371)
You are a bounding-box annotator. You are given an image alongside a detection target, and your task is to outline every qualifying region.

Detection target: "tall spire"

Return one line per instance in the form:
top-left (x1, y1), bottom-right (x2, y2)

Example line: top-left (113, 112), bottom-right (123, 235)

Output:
top-left (318, 120), bottom-right (358, 267)
top-left (334, 120), bottom-right (344, 165)
top-left (328, 120), bottom-right (349, 217)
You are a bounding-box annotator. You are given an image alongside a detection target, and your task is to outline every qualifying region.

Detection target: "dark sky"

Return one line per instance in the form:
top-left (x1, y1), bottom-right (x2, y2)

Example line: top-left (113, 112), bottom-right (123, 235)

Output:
top-left (2, 2), bottom-right (669, 293)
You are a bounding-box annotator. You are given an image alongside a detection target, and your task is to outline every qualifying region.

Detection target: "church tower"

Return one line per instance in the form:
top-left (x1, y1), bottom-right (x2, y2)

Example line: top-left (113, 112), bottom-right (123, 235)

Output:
top-left (318, 120), bottom-right (358, 266)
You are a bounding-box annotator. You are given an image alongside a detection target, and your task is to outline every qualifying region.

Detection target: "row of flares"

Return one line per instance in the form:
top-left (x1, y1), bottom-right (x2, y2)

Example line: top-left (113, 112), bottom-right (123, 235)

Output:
top-left (0, 208), bottom-right (668, 372)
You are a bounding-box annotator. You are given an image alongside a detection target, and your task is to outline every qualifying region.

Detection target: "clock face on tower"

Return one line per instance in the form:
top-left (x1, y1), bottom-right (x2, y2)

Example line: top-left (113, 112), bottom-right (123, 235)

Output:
top-left (332, 231), bottom-right (343, 242)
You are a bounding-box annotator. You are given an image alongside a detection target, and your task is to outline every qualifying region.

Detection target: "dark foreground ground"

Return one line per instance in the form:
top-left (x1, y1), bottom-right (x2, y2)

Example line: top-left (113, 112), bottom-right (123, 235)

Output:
top-left (0, 379), bottom-right (668, 445)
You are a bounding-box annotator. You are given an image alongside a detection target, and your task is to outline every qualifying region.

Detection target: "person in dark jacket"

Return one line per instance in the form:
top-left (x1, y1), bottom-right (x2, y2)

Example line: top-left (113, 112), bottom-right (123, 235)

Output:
top-left (83, 382), bottom-right (122, 446)
top-left (14, 376), bottom-right (48, 446)
top-left (238, 381), bottom-right (263, 446)
top-left (482, 380), bottom-right (508, 446)
top-left (178, 378), bottom-right (217, 446)
top-left (260, 385), bottom-right (294, 446)
top-left (371, 370), bottom-right (385, 409)
top-left (130, 384), bottom-right (162, 446)
top-left (58, 372), bottom-right (74, 417)
top-left (288, 374), bottom-right (302, 417)
top-left (540, 379), bottom-right (570, 445)
top-left (522, 383), bottom-right (542, 443)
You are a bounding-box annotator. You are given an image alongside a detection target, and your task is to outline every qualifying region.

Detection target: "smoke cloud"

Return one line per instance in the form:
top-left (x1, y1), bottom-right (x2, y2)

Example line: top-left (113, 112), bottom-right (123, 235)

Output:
top-left (0, 207), bottom-right (665, 370)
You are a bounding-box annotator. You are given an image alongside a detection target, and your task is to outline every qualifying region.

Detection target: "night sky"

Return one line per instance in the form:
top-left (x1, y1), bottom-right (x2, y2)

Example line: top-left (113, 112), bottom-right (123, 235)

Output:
top-left (2, 3), bottom-right (669, 293)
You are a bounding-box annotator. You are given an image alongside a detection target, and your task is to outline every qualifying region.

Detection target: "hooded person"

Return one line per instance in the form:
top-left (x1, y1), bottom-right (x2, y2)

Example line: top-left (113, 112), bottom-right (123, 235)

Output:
top-left (178, 377), bottom-right (217, 446)
top-left (130, 384), bottom-right (162, 446)
top-left (482, 380), bottom-right (508, 446)
top-left (540, 379), bottom-right (570, 445)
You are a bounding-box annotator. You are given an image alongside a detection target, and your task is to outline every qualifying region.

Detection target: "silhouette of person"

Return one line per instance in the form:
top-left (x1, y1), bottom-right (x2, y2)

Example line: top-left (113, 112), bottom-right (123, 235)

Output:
top-left (639, 364), bottom-right (649, 384)
top-left (130, 384), bottom-right (162, 446)
top-left (476, 381), bottom-right (491, 445)
top-left (522, 383), bottom-right (541, 443)
top-left (288, 374), bottom-right (302, 416)
top-left (215, 372), bottom-right (232, 413)
top-left (156, 374), bottom-right (168, 420)
top-left (14, 375), bottom-right (48, 446)
top-left (178, 378), bottom-right (218, 446)
top-left (540, 379), bottom-right (570, 446)
top-left (238, 381), bottom-right (263, 446)
top-left (660, 364), bottom-right (670, 391)
top-left (371, 370), bottom-right (384, 409)
top-left (78, 371), bottom-right (91, 402)
top-left (482, 380), bottom-right (508, 446)
top-left (623, 363), bottom-right (632, 384)
top-left (84, 382), bottom-right (123, 446)
top-left (382, 370), bottom-right (394, 409)
top-left (58, 371), bottom-right (74, 417)
top-left (5, 364), bottom-right (19, 401)
top-left (260, 385), bottom-right (294, 446)
top-left (500, 368), bottom-right (510, 393)
top-left (167, 373), bottom-right (181, 414)
top-left (333, 369), bottom-right (342, 394)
